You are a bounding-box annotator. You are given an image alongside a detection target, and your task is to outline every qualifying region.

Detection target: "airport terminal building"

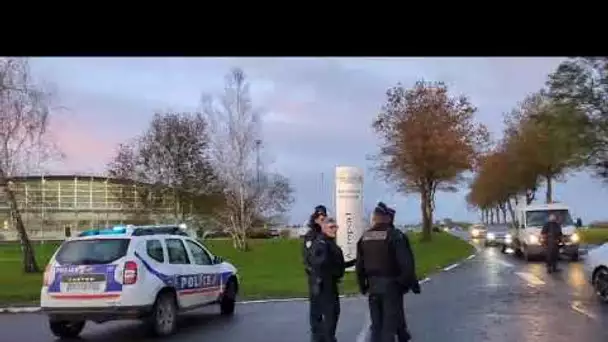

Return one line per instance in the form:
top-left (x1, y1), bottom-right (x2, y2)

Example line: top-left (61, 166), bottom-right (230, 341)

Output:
top-left (0, 175), bottom-right (184, 241)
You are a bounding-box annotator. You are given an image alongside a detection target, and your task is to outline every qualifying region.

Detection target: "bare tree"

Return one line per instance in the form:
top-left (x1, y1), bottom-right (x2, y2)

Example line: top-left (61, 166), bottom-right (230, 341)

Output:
top-left (202, 68), bottom-right (294, 250)
top-left (0, 58), bottom-right (59, 273)
top-left (107, 112), bottom-right (222, 228)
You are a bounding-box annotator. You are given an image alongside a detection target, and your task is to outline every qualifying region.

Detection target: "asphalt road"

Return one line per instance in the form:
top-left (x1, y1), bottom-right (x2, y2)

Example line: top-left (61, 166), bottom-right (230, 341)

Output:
top-left (2, 238), bottom-right (608, 341)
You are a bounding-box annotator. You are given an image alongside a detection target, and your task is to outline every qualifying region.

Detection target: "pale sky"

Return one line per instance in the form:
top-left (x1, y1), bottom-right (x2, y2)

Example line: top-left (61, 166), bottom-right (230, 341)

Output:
top-left (28, 57), bottom-right (608, 224)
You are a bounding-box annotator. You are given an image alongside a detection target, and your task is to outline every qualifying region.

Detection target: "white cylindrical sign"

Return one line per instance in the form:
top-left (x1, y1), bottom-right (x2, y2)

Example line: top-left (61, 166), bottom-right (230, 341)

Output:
top-left (335, 166), bottom-right (364, 265)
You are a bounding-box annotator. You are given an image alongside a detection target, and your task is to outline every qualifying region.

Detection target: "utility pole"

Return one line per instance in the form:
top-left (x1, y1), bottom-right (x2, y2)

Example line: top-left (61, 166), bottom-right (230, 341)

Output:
top-left (255, 139), bottom-right (262, 190)
top-left (320, 172), bottom-right (324, 204)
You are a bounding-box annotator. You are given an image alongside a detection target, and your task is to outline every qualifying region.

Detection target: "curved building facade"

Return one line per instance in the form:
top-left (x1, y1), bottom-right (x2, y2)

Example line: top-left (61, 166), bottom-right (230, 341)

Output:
top-left (0, 175), bottom-right (183, 241)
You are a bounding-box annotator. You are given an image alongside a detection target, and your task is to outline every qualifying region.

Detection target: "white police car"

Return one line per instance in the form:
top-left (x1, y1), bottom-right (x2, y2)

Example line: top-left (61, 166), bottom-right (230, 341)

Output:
top-left (40, 224), bottom-right (239, 338)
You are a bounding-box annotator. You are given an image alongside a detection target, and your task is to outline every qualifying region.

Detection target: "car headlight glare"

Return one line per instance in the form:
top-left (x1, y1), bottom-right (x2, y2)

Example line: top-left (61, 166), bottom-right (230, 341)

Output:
top-left (487, 233), bottom-right (495, 240)
top-left (471, 229), bottom-right (479, 237)
top-left (571, 233), bottom-right (580, 243)
top-left (529, 235), bottom-right (539, 244)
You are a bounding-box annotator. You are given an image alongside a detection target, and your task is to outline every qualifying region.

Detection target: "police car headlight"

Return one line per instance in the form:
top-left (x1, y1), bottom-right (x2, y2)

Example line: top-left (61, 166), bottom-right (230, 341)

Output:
top-left (471, 229), bottom-right (479, 237)
top-left (571, 233), bottom-right (580, 243)
top-left (487, 233), bottom-right (495, 240)
top-left (529, 235), bottom-right (540, 244)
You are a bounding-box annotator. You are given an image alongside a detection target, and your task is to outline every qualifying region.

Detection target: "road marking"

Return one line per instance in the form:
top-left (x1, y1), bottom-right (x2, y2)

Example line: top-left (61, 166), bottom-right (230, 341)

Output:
top-left (515, 272), bottom-right (545, 286)
top-left (356, 312), bottom-right (371, 342)
top-left (443, 263), bottom-right (460, 272)
top-left (0, 307), bottom-right (40, 314)
top-left (466, 254), bottom-right (476, 260)
top-left (571, 300), bottom-right (597, 320)
top-left (420, 277), bottom-right (431, 284)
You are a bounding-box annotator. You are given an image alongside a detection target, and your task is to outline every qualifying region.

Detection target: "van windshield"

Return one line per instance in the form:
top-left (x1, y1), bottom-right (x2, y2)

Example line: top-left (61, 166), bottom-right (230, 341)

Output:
top-left (525, 209), bottom-right (574, 227)
top-left (55, 239), bottom-right (130, 265)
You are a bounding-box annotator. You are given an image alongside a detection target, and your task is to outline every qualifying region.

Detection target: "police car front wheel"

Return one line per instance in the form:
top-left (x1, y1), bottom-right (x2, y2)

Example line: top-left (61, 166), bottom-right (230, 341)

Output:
top-left (220, 280), bottom-right (237, 315)
top-left (149, 291), bottom-right (178, 336)
top-left (49, 320), bottom-right (85, 339)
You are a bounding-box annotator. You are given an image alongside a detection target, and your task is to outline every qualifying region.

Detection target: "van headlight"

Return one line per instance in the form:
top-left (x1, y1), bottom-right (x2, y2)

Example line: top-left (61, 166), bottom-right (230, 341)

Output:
top-left (505, 234), bottom-right (512, 243)
top-left (571, 233), bottom-right (580, 243)
top-left (529, 235), bottom-right (540, 244)
top-left (487, 233), bottom-right (495, 240)
top-left (471, 229), bottom-right (479, 237)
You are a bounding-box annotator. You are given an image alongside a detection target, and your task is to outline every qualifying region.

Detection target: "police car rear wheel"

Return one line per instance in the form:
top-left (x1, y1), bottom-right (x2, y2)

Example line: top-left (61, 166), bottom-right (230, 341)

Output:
top-left (150, 292), bottom-right (178, 336)
top-left (49, 320), bottom-right (85, 338)
top-left (220, 280), bottom-right (236, 315)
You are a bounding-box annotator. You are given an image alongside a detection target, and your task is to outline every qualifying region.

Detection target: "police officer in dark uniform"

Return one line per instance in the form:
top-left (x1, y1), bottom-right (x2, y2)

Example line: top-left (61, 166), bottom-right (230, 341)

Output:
top-left (308, 217), bottom-right (346, 342)
top-left (303, 205), bottom-right (328, 341)
top-left (541, 213), bottom-right (563, 273)
top-left (378, 202), bottom-right (420, 342)
top-left (356, 204), bottom-right (414, 342)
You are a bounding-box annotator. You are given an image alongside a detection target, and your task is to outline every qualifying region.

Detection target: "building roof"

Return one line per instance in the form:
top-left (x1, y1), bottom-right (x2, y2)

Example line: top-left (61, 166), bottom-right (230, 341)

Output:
top-left (8, 174), bottom-right (141, 186)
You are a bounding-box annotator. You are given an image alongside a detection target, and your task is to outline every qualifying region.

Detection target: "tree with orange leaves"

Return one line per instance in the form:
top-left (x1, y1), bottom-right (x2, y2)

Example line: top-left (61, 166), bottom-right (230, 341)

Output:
top-left (468, 146), bottom-right (537, 227)
top-left (503, 91), bottom-right (590, 203)
top-left (372, 80), bottom-right (489, 241)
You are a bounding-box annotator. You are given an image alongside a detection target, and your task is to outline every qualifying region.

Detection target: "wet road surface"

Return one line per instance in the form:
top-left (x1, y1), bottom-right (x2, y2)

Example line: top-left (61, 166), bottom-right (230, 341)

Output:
top-left (2, 240), bottom-right (608, 341)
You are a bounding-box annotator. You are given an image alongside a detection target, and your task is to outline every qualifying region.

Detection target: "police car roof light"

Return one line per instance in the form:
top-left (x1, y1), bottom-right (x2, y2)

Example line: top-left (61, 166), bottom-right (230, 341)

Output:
top-left (78, 227), bottom-right (128, 237)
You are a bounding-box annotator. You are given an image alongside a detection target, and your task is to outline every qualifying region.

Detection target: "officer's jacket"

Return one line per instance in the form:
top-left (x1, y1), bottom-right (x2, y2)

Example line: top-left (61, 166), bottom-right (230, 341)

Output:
top-left (541, 221), bottom-right (563, 244)
top-left (309, 235), bottom-right (346, 284)
top-left (355, 223), bottom-right (414, 293)
top-left (302, 224), bottom-right (321, 274)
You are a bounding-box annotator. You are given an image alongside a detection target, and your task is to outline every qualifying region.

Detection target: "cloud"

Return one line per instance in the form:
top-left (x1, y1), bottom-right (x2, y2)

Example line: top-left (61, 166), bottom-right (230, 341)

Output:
top-left (28, 57), bottom-right (608, 224)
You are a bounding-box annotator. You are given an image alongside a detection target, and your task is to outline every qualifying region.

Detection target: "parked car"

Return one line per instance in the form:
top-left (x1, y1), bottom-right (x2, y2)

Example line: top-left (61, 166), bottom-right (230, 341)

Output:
top-left (40, 224), bottom-right (239, 338)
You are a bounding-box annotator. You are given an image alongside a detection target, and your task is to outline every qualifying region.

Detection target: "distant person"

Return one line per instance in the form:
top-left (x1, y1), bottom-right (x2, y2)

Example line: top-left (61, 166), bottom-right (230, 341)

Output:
top-left (303, 205), bottom-right (327, 341)
top-left (378, 202), bottom-right (419, 342)
top-left (308, 217), bottom-right (345, 342)
top-left (356, 204), bottom-right (414, 342)
top-left (541, 213), bottom-right (563, 273)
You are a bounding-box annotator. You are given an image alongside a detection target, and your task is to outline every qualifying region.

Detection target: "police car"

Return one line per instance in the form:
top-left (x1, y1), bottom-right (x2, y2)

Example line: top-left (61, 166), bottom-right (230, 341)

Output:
top-left (40, 224), bottom-right (239, 339)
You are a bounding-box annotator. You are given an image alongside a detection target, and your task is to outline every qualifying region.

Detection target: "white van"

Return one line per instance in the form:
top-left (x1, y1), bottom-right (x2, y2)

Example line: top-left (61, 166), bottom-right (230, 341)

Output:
top-left (507, 202), bottom-right (580, 261)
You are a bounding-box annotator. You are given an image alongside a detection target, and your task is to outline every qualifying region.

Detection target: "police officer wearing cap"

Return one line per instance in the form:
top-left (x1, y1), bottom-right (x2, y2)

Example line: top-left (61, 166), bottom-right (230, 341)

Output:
top-left (303, 205), bottom-right (328, 341)
top-left (356, 204), bottom-right (414, 342)
top-left (378, 202), bottom-right (420, 342)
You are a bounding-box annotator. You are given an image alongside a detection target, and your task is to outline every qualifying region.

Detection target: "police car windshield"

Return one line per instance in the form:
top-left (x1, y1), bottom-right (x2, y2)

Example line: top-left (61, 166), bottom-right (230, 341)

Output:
top-left (55, 239), bottom-right (130, 265)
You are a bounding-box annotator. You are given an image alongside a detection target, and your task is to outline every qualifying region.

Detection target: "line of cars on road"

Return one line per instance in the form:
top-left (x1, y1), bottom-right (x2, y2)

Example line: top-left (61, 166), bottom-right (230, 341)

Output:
top-left (471, 201), bottom-right (608, 304)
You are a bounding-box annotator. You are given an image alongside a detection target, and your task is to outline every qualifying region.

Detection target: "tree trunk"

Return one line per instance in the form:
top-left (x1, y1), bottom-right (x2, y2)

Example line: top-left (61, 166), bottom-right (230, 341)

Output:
top-left (545, 175), bottom-right (553, 204)
top-left (490, 209), bottom-right (494, 224)
top-left (420, 190), bottom-right (432, 242)
top-left (501, 204), bottom-right (507, 223)
top-left (0, 176), bottom-right (39, 273)
top-left (506, 199), bottom-right (517, 228)
top-left (495, 207), bottom-right (501, 224)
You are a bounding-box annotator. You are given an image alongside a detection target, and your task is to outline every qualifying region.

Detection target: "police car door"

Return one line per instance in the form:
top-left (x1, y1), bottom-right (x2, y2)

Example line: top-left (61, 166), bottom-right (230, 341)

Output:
top-left (165, 238), bottom-right (201, 308)
top-left (184, 238), bottom-right (220, 305)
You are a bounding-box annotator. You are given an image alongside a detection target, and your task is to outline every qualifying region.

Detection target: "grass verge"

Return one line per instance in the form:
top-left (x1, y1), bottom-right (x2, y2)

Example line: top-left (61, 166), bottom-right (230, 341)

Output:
top-left (0, 232), bottom-right (474, 305)
top-left (578, 227), bottom-right (608, 245)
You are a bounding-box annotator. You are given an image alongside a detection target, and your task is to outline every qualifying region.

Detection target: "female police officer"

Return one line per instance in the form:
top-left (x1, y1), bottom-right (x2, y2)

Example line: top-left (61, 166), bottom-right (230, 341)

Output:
top-left (307, 217), bottom-right (345, 342)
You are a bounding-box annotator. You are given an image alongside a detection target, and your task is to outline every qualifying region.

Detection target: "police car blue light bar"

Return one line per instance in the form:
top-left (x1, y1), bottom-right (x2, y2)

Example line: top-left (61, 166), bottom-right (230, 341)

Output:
top-left (78, 227), bottom-right (128, 237)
